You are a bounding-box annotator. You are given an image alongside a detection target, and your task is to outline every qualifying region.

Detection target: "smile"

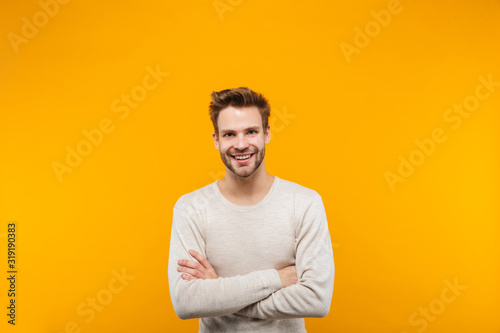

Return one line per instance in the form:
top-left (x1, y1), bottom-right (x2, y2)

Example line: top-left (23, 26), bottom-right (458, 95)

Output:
top-left (232, 153), bottom-right (255, 164)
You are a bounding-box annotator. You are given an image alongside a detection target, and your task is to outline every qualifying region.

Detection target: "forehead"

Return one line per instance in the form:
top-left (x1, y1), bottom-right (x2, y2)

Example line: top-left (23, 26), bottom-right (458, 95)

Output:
top-left (217, 106), bottom-right (263, 132)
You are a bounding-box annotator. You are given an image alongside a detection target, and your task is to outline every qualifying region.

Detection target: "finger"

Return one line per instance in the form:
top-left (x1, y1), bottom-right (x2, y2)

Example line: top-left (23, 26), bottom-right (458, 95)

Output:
top-left (178, 266), bottom-right (203, 278)
top-left (189, 250), bottom-right (213, 270)
top-left (181, 274), bottom-right (198, 281)
top-left (178, 259), bottom-right (205, 274)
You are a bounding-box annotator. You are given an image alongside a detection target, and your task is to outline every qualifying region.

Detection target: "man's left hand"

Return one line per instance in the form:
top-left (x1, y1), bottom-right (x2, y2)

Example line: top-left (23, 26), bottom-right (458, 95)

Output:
top-left (178, 249), bottom-right (219, 281)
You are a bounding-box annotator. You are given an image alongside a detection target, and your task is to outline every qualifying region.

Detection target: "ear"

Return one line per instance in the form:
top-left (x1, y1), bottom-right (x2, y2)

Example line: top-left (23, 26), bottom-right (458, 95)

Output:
top-left (264, 124), bottom-right (271, 144)
top-left (213, 132), bottom-right (220, 150)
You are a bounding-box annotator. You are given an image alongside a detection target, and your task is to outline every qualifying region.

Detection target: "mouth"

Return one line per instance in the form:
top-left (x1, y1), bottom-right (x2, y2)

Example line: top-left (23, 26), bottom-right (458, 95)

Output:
top-left (231, 153), bottom-right (255, 164)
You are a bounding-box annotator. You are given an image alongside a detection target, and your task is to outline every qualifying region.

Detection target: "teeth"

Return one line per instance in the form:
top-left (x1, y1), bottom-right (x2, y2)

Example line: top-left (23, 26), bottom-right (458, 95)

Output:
top-left (235, 154), bottom-right (251, 160)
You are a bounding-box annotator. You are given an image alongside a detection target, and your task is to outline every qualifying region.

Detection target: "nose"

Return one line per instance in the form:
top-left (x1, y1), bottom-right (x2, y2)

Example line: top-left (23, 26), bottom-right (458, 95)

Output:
top-left (234, 133), bottom-right (249, 151)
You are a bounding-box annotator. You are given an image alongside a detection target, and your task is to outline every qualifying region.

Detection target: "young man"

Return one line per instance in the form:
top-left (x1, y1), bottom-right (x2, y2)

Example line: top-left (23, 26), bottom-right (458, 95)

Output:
top-left (168, 87), bottom-right (335, 332)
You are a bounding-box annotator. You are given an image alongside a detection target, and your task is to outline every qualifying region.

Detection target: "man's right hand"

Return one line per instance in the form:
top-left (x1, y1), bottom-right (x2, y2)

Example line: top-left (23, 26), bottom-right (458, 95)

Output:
top-left (277, 265), bottom-right (297, 288)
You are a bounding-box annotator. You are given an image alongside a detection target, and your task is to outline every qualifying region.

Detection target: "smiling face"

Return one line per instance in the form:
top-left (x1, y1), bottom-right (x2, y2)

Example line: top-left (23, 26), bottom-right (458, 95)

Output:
top-left (213, 105), bottom-right (270, 178)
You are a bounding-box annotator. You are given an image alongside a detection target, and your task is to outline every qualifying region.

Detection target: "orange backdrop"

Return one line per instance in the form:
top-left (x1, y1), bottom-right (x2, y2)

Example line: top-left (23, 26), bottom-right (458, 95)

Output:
top-left (1, 0), bottom-right (499, 332)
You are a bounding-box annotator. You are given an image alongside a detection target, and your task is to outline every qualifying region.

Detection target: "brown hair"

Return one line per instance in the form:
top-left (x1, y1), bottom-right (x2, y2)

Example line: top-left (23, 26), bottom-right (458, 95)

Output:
top-left (209, 87), bottom-right (271, 136)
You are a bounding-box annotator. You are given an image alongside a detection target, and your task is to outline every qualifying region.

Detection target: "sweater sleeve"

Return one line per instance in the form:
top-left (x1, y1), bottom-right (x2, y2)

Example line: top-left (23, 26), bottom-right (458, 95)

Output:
top-left (168, 206), bottom-right (284, 319)
top-left (235, 194), bottom-right (335, 319)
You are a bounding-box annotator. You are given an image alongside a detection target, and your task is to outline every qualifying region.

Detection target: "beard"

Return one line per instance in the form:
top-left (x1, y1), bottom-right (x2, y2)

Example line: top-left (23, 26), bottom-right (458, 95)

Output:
top-left (220, 145), bottom-right (265, 178)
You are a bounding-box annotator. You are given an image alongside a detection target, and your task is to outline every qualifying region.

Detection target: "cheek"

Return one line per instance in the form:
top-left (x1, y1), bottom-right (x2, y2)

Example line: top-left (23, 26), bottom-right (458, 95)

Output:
top-left (219, 144), bottom-right (230, 154)
top-left (254, 138), bottom-right (265, 148)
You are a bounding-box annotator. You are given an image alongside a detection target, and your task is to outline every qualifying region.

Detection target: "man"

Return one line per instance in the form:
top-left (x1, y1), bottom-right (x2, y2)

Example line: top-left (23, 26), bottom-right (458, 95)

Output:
top-left (168, 87), bottom-right (335, 332)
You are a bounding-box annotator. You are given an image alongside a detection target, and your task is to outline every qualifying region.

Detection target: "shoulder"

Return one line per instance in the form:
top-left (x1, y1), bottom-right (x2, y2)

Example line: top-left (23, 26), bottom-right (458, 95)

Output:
top-left (173, 181), bottom-right (219, 213)
top-left (276, 178), bottom-right (327, 234)
top-left (277, 176), bottom-right (323, 204)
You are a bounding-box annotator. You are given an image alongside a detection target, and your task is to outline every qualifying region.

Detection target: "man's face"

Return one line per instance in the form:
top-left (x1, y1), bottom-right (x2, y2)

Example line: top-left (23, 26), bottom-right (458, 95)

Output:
top-left (213, 106), bottom-right (270, 178)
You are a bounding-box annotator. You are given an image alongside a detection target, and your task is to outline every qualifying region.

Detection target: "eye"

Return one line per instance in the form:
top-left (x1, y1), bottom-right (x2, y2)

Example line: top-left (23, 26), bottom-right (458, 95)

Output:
top-left (248, 130), bottom-right (257, 134)
top-left (223, 133), bottom-right (233, 137)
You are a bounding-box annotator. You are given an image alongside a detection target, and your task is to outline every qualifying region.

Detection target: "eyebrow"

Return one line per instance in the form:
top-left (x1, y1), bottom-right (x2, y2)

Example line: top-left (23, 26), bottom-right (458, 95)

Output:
top-left (220, 126), bottom-right (261, 134)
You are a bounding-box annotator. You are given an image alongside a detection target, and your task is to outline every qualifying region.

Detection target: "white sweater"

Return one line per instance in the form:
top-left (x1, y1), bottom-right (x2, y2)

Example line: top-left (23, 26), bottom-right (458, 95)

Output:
top-left (168, 176), bottom-right (335, 332)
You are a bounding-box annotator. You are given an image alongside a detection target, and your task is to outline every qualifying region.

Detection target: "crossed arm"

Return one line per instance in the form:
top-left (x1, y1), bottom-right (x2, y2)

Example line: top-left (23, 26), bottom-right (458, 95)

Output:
top-left (178, 249), bottom-right (298, 287)
top-left (168, 195), bottom-right (335, 320)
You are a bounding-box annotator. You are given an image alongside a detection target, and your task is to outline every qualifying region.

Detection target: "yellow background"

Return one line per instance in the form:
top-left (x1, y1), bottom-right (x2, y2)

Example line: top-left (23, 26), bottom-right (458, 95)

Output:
top-left (1, 0), bottom-right (499, 332)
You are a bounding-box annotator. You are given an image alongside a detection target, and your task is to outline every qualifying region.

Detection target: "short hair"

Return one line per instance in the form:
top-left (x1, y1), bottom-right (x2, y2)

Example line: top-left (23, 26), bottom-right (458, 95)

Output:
top-left (209, 87), bottom-right (271, 136)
